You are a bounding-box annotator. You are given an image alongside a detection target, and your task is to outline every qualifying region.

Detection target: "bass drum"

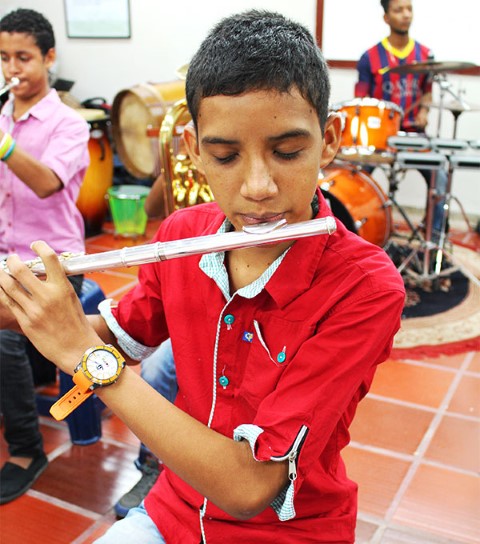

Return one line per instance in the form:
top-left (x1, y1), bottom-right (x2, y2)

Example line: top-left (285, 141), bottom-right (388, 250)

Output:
top-left (318, 166), bottom-right (392, 247)
top-left (111, 80), bottom-right (185, 179)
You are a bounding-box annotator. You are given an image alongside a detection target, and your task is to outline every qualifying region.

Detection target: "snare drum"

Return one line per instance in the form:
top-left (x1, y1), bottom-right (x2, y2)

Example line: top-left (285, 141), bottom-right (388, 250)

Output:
top-left (331, 98), bottom-right (403, 164)
top-left (318, 166), bottom-right (392, 247)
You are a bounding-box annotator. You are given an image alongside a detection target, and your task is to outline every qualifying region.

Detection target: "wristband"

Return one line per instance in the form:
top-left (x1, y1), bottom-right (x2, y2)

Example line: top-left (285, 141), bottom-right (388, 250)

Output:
top-left (0, 132), bottom-right (9, 152)
top-left (1, 139), bottom-right (16, 161)
top-left (0, 133), bottom-right (12, 158)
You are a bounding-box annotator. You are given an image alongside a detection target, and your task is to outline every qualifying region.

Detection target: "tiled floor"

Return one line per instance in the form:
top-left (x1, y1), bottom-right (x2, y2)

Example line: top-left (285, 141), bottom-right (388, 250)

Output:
top-left (1, 218), bottom-right (479, 544)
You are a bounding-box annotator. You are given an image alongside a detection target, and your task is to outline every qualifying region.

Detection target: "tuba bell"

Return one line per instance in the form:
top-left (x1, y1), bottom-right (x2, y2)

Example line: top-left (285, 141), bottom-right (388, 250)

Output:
top-left (159, 98), bottom-right (214, 217)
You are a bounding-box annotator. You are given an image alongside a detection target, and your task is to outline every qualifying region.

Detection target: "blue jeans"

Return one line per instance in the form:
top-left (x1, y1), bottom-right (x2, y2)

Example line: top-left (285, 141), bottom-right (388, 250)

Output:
top-left (95, 503), bottom-right (166, 543)
top-left (137, 339), bottom-right (177, 467)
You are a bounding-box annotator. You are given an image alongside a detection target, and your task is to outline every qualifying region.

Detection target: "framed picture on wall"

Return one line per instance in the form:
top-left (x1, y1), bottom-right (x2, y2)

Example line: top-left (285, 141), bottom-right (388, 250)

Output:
top-left (64, 0), bottom-right (131, 39)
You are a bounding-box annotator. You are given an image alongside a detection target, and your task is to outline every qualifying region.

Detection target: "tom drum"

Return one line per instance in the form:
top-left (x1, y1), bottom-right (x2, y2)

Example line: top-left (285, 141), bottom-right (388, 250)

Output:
top-left (331, 98), bottom-right (403, 164)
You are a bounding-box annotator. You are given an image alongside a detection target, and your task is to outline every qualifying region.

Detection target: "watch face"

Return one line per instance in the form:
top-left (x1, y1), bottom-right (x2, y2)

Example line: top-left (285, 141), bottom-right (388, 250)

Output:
top-left (82, 347), bottom-right (123, 385)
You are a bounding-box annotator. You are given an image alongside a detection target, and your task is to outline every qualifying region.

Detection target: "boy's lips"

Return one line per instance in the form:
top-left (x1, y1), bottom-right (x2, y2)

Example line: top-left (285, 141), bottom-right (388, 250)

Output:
top-left (240, 213), bottom-right (285, 226)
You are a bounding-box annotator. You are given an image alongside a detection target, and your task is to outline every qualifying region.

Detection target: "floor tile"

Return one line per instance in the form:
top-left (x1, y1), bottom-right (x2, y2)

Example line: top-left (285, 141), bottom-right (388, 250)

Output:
top-left (355, 519), bottom-right (380, 543)
top-left (393, 464), bottom-right (480, 543)
top-left (84, 271), bottom-right (137, 299)
top-left (467, 350), bottom-right (480, 374)
top-left (380, 526), bottom-right (468, 543)
top-left (101, 413), bottom-right (140, 449)
top-left (0, 494), bottom-right (95, 544)
top-left (370, 359), bottom-right (454, 407)
top-left (33, 441), bottom-right (139, 514)
top-left (350, 397), bottom-right (433, 455)
top-left (342, 446), bottom-right (411, 517)
top-left (409, 353), bottom-right (469, 370)
top-left (424, 415), bottom-right (480, 473)
top-left (447, 374), bottom-right (480, 417)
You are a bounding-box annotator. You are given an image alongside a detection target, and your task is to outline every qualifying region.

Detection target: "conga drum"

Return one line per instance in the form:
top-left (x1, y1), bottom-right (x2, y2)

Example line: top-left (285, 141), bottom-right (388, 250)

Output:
top-left (76, 108), bottom-right (114, 236)
top-left (111, 80), bottom-right (186, 179)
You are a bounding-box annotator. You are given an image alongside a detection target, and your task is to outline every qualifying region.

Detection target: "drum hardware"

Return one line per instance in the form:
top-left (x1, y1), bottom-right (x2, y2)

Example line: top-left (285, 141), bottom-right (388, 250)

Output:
top-left (395, 151), bottom-right (446, 170)
top-left (469, 140), bottom-right (480, 150)
top-left (387, 134), bottom-right (430, 152)
top-left (394, 152), bottom-right (480, 288)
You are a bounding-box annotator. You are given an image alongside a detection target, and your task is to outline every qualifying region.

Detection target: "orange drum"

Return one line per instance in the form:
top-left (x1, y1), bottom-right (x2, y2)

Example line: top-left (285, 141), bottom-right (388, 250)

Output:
top-left (76, 109), bottom-right (114, 236)
top-left (318, 166), bottom-right (392, 247)
top-left (111, 80), bottom-right (186, 179)
top-left (331, 98), bottom-right (403, 164)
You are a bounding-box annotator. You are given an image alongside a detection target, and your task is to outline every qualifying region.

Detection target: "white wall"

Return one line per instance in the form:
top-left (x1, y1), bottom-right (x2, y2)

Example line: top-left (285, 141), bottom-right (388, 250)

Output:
top-left (1, 0), bottom-right (316, 102)
top-left (1, 0), bottom-right (479, 217)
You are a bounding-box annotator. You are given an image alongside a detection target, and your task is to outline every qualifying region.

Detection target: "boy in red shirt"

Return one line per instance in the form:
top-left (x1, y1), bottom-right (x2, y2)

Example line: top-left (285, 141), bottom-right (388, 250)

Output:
top-left (0, 10), bottom-right (405, 543)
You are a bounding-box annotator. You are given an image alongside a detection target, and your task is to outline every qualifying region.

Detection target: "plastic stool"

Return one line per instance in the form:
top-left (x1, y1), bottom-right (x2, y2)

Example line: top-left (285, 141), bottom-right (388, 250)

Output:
top-left (59, 279), bottom-right (106, 445)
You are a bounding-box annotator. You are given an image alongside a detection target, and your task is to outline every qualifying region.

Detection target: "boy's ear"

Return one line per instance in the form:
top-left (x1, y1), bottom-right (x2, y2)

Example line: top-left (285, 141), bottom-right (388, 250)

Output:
top-left (182, 123), bottom-right (206, 176)
top-left (320, 113), bottom-right (342, 169)
top-left (44, 47), bottom-right (56, 70)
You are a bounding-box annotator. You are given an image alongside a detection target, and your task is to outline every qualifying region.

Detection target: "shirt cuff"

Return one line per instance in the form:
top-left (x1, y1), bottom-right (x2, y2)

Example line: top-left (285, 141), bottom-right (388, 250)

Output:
top-left (98, 299), bottom-right (159, 361)
top-left (233, 423), bottom-right (296, 521)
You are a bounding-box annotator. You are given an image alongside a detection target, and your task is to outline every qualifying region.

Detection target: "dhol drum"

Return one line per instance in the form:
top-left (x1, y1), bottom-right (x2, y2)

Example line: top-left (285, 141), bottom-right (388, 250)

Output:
top-left (318, 165), bottom-right (392, 247)
top-left (331, 98), bottom-right (403, 164)
top-left (76, 108), bottom-right (114, 236)
top-left (111, 80), bottom-right (186, 179)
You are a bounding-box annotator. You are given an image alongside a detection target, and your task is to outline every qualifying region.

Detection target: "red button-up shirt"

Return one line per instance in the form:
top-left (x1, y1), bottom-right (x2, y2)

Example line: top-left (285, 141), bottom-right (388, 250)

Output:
top-left (111, 190), bottom-right (405, 543)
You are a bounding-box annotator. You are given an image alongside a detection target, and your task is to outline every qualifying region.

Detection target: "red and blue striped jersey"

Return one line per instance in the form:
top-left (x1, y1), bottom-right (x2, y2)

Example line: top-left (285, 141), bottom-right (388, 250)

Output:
top-left (355, 38), bottom-right (433, 131)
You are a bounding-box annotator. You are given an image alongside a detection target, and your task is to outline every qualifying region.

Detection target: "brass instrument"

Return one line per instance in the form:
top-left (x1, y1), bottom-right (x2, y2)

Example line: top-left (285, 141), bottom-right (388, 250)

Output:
top-left (159, 99), bottom-right (214, 216)
top-left (1, 217), bottom-right (337, 277)
top-left (0, 77), bottom-right (20, 97)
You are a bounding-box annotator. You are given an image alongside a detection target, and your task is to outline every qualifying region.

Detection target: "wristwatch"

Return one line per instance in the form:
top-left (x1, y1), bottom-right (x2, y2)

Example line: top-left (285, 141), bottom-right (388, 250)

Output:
top-left (50, 345), bottom-right (125, 421)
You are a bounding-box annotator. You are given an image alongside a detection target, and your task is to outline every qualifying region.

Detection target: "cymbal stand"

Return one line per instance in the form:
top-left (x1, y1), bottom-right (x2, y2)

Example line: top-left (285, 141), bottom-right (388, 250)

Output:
top-left (433, 73), bottom-right (470, 138)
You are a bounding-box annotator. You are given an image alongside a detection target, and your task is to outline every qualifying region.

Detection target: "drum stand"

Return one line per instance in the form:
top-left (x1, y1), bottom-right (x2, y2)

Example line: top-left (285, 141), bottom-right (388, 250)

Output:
top-left (394, 148), bottom-right (480, 288)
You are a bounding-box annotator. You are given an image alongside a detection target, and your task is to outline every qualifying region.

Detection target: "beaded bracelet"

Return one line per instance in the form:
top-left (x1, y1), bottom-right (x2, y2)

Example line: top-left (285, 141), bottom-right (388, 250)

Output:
top-left (0, 133), bottom-right (13, 158)
top-left (1, 139), bottom-right (16, 161)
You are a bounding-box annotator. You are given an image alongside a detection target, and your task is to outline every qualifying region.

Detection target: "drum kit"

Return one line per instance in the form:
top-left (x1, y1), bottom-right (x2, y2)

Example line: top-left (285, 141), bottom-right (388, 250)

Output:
top-left (323, 59), bottom-right (480, 289)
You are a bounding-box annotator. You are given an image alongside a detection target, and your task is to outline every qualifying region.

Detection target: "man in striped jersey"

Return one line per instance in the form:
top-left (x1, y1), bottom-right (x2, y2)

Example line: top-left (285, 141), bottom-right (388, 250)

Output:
top-left (355, 0), bottom-right (448, 246)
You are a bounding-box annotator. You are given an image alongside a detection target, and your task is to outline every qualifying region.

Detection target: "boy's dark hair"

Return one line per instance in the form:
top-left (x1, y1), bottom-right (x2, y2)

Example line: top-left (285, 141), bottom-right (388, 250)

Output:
top-left (186, 10), bottom-right (331, 133)
top-left (0, 8), bottom-right (55, 56)
top-left (381, 0), bottom-right (391, 13)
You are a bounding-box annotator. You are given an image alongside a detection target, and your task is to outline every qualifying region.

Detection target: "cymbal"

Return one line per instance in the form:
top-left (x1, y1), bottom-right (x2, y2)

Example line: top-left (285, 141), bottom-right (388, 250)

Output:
top-left (428, 100), bottom-right (480, 113)
top-left (175, 63), bottom-right (189, 80)
top-left (388, 60), bottom-right (476, 75)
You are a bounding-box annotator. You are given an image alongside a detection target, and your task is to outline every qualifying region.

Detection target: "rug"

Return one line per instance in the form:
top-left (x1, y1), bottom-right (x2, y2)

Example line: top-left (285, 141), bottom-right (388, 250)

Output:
top-left (390, 243), bottom-right (480, 359)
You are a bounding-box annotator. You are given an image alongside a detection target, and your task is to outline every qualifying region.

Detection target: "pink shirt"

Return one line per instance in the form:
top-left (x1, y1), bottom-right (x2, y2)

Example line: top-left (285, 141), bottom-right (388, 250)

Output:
top-left (0, 89), bottom-right (89, 259)
top-left (106, 192), bottom-right (405, 543)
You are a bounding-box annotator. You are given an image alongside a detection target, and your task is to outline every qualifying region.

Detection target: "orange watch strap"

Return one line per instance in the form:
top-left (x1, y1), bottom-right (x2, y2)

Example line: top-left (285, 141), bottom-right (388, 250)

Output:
top-left (49, 384), bottom-right (93, 421)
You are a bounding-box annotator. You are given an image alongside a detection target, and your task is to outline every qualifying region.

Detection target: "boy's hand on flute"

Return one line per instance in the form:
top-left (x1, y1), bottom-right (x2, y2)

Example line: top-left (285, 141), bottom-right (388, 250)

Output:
top-left (0, 240), bottom-right (102, 373)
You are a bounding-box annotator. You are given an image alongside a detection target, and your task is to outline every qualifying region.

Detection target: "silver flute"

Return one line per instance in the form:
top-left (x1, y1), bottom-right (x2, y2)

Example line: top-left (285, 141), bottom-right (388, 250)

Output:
top-left (1, 217), bottom-right (336, 277)
top-left (0, 77), bottom-right (20, 97)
